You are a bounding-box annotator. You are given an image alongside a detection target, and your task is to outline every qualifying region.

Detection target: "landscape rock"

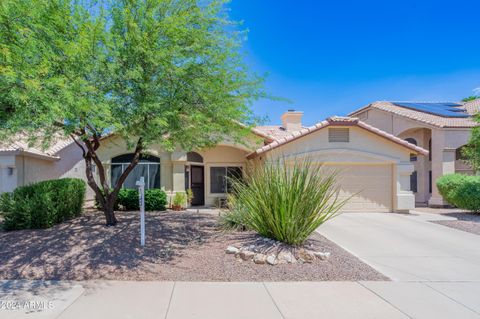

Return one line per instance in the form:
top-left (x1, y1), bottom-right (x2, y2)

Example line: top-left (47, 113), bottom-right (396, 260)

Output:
top-left (253, 253), bottom-right (267, 264)
top-left (297, 249), bottom-right (315, 263)
top-left (314, 251), bottom-right (331, 260)
top-left (266, 255), bottom-right (277, 265)
top-left (277, 251), bottom-right (297, 264)
top-left (226, 246), bottom-right (239, 254)
top-left (239, 250), bottom-right (255, 261)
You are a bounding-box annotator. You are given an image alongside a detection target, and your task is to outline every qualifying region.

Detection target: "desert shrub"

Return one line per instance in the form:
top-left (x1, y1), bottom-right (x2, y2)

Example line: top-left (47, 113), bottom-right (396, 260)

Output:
top-left (219, 210), bottom-right (249, 231)
top-left (117, 188), bottom-right (167, 211)
top-left (117, 189), bottom-right (139, 210)
top-left (172, 192), bottom-right (187, 208)
top-left (0, 192), bottom-right (13, 213)
top-left (229, 159), bottom-right (347, 245)
top-left (219, 195), bottom-right (249, 230)
top-left (436, 174), bottom-right (468, 206)
top-left (437, 174), bottom-right (480, 212)
top-left (2, 178), bottom-right (86, 230)
top-left (144, 189), bottom-right (167, 211)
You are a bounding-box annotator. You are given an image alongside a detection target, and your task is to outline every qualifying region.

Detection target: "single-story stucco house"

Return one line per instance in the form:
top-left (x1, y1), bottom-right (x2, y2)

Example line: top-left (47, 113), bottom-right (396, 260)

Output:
top-left (1, 99), bottom-right (478, 212)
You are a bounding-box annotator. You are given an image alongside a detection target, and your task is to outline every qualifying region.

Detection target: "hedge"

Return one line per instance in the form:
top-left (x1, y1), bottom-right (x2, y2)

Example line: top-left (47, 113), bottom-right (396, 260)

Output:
top-left (96, 188), bottom-right (167, 211)
top-left (437, 174), bottom-right (480, 212)
top-left (0, 178), bottom-right (86, 230)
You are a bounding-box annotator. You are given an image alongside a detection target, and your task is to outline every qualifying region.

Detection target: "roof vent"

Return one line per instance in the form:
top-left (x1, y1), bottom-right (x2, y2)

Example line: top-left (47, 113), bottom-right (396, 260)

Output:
top-left (329, 128), bottom-right (350, 142)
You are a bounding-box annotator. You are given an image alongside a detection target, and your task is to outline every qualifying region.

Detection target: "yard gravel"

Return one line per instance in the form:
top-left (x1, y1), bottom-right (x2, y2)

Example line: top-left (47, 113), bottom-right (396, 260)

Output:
top-left (0, 210), bottom-right (387, 281)
top-left (415, 207), bottom-right (480, 236)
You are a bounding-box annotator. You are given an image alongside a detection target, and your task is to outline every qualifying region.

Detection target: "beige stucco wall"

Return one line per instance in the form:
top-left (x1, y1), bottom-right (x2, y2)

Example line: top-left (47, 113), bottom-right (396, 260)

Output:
top-left (261, 125), bottom-right (416, 212)
top-left (359, 108), bottom-right (473, 206)
top-left (398, 128), bottom-right (431, 203)
top-left (197, 145), bottom-right (249, 206)
top-left (0, 155), bottom-right (17, 194)
top-left (0, 143), bottom-right (89, 197)
top-left (95, 136), bottom-right (251, 206)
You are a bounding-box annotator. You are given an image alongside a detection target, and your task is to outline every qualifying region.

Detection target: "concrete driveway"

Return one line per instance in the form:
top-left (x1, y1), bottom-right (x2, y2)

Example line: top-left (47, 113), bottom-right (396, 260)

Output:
top-left (317, 211), bottom-right (480, 281)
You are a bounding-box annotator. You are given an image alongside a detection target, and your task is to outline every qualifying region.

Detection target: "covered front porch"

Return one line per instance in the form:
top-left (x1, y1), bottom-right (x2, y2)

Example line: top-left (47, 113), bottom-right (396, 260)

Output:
top-left (397, 126), bottom-right (473, 207)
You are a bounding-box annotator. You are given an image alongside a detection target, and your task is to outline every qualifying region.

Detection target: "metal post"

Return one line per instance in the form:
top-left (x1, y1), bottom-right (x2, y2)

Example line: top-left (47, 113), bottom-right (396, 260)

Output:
top-left (136, 176), bottom-right (146, 246)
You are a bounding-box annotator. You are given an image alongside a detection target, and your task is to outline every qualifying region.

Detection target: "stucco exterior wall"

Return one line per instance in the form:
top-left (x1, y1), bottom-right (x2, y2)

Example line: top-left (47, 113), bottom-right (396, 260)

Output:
top-left (197, 145), bottom-right (248, 206)
top-left (264, 126), bottom-right (412, 163)
top-left (261, 125), bottom-right (416, 212)
top-left (95, 136), bottom-right (250, 206)
top-left (0, 155), bottom-right (17, 194)
top-left (0, 143), bottom-right (89, 198)
top-left (359, 108), bottom-right (473, 207)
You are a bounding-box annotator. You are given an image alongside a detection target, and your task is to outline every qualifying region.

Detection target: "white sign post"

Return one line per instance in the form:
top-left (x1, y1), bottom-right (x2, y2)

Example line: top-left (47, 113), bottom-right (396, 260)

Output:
top-left (136, 176), bottom-right (146, 247)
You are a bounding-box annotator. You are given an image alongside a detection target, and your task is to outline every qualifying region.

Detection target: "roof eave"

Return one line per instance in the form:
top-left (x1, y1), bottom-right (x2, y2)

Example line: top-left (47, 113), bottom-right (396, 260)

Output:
top-left (0, 149), bottom-right (60, 161)
top-left (246, 118), bottom-right (429, 159)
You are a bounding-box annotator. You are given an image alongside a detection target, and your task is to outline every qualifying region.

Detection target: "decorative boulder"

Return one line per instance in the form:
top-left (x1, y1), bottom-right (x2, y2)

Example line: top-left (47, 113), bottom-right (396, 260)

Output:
top-left (253, 253), bottom-right (267, 264)
top-left (239, 250), bottom-right (255, 261)
top-left (297, 249), bottom-right (315, 263)
top-left (277, 251), bottom-right (297, 264)
top-left (266, 255), bottom-right (277, 265)
top-left (226, 246), bottom-right (239, 254)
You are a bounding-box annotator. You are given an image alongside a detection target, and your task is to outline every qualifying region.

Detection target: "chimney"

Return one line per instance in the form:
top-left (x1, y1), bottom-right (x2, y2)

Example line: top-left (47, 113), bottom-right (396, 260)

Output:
top-left (281, 109), bottom-right (303, 131)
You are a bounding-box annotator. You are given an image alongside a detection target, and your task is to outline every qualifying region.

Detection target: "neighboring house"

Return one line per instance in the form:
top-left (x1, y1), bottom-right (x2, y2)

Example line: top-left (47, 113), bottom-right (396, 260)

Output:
top-left (349, 100), bottom-right (479, 206)
top-left (0, 110), bottom-right (427, 213)
top-left (0, 135), bottom-right (88, 196)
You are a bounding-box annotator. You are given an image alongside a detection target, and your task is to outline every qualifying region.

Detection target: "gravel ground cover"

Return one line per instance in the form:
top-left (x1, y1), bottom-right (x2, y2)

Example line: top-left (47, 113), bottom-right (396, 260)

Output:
top-left (0, 210), bottom-right (387, 281)
top-left (414, 207), bottom-right (480, 236)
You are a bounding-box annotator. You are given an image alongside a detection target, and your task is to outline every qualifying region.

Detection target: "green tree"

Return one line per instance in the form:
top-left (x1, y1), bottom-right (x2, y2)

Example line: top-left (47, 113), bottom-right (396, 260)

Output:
top-left (0, 0), bottom-right (264, 225)
top-left (462, 96), bottom-right (479, 102)
top-left (462, 120), bottom-right (480, 174)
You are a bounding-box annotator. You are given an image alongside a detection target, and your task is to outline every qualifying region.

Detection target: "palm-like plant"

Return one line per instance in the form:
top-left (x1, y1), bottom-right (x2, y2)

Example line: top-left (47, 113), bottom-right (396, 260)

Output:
top-left (229, 158), bottom-right (348, 245)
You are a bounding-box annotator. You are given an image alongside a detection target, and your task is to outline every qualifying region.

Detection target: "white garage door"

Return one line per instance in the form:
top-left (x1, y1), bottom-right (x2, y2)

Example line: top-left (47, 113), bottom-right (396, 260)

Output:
top-left (326, 164), bottom-right (393, 212)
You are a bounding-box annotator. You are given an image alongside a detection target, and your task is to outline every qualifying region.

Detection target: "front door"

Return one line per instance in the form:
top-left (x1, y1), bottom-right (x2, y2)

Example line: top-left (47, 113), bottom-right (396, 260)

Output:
top-left (190, 165), bottom-right (205, 206)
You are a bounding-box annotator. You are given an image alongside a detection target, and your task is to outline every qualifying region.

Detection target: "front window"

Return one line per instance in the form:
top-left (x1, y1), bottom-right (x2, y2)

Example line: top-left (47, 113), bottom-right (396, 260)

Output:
top-left (210, 166), bottom-right (242, 194)
top-left (111, 154), bottom-right (160, 189)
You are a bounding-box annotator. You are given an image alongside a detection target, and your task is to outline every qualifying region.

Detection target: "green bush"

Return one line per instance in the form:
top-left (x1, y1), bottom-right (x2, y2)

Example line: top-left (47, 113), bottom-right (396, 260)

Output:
top-left (2, 178), bottom-right (86, 230)
top-left (437, 174), bottom-right (468, 206)
top-left (172, 192), bottom-right (187, 207)
top-left (437, 174), bottom-right (480, 212)
top-left (117, 188), bottom-right (167, 211)
top-left (144, 189), bottom-right (167, 211)
top-left (219, 194), bottom-right (249, 230)
top-left (117, 189), bottom-right (139, 210)
top-left (229, 159), bottom-right (347, 245)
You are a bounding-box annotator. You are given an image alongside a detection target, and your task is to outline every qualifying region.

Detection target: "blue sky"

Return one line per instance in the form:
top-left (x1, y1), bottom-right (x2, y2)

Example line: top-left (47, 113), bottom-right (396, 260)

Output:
top-left (228, 0), bottom-right (480, 126)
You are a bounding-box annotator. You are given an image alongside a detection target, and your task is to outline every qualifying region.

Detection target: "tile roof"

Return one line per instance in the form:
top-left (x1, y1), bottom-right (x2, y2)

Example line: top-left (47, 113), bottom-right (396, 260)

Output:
top-left (0, 133), bottom-right (74, 160)
top-left (349, 101), bottom-right (478, 128)
top-left (464, 99), bottom-right (480, 116)
top-left (253, 125), bottom-right (297, 141)
top-left (247, 116), bottom-right (428, 159)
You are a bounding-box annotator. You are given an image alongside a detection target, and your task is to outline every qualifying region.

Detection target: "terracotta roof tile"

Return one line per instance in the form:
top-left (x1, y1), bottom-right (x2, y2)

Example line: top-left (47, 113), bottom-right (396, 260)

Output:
top-left (464, 99), bottom-right (480, 115)
top-left (253, 125), bottom-right (300, 140)
top-left (0, 133), bottom-right (74, 160)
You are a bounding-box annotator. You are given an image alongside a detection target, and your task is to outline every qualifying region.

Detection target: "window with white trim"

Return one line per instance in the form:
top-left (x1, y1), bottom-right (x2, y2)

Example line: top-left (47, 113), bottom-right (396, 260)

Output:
top-left (210, 166), bottom-right (242, 194)
top-left (111, 154), bottom-right (160, 189)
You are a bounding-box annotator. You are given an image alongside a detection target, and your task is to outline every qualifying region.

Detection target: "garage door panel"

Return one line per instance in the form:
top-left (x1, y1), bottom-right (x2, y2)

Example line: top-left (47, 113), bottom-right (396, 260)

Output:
top-left (325, 164), bottom-right (392, 212)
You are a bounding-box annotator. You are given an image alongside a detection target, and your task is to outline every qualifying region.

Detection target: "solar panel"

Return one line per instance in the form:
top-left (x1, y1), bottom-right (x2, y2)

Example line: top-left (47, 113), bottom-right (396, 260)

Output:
top-left (392, 102), bottom-right (469, 118)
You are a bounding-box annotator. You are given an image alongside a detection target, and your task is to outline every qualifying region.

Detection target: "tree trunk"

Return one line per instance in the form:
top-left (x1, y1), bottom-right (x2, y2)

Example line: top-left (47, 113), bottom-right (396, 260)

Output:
top-left (73, 134), bottom-right (143, 226)
top-left (103, 199), bottom-right (118, 226)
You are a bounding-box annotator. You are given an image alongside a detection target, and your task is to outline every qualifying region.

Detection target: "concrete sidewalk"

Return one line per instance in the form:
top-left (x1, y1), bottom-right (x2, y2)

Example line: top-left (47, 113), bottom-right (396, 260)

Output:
top-left (1, 280), bottom-right (480, 319)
